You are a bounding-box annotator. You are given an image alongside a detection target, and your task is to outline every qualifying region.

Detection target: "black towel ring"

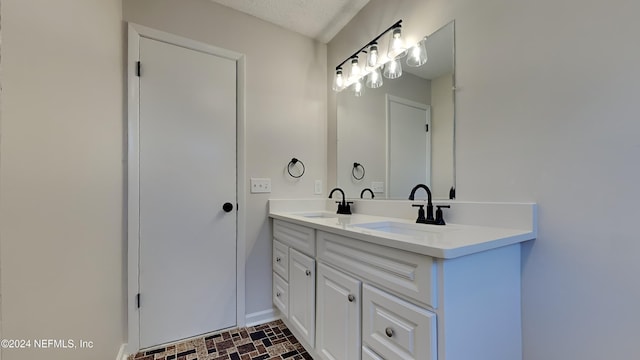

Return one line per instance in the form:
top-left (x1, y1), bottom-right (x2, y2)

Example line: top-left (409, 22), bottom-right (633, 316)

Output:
top-left (352, 162), bottom-right (365, 180)
top-left (288, 158), bottom-right (305, 178)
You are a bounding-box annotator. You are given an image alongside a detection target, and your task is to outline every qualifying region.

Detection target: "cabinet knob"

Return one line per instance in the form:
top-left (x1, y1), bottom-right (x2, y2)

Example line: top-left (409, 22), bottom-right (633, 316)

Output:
top-left (276, 257), bottom-right (281, 263)
top-left (305, 270), bottom-right (312, 276)
top-left (347, 294), bottom-right (355, 302)
top-left (276, 292), bottom-right (281, 297)
top-left (385, 327), bottom-right (394, 338)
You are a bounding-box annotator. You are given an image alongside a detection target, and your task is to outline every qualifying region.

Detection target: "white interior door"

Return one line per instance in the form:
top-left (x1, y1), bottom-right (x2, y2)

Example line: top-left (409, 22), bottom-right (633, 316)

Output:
top-left (137, 36), bottom-right (237, 348)
top-left (387, 96), bottom-right (431, 199)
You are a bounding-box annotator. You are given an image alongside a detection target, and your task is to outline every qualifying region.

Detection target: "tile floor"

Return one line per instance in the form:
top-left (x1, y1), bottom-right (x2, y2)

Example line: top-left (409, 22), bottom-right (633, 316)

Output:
top-left (129, 319), bottom-right (312, 360)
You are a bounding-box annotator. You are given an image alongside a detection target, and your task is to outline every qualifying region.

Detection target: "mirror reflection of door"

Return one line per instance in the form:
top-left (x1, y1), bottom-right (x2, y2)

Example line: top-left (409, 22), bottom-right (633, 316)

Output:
top-left (387, 95), bottom-right (431, 199)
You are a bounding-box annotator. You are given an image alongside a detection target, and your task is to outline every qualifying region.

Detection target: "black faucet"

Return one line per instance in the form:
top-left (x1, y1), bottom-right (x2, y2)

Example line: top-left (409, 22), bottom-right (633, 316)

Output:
top-left (409, 184), bottom-right (435, 224)
top-left (329, 188), bottom-right (353, 215)
top-left (360, 188), bottom-right (375, 199)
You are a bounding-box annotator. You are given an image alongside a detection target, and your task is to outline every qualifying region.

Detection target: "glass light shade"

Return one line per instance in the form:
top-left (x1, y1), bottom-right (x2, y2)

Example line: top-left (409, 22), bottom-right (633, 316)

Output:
top-left (366, 44), bottom-right (379, 69)
top-left (352, 78), bottom-right (364, 97)
top-left (366, 68), bottom-right (383, 88)
top-left (383, 59), bottom-right (403, 79)
top-left (348, 57), bottom-right (361, 81)
top-left (387, 27), bottom-right (407, 59)
top-left (332, 69), bottom-right (345, 91)
top-left (406, 39), bottom-right (428, 67)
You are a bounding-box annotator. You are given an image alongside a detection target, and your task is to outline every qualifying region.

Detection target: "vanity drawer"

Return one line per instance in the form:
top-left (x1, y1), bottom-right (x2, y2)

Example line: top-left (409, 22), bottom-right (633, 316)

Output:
top-left (273, 219), bottom-right (315, 256)
top-left (362, 284), bottom-right (437, 360)
top-left (317, 231), bottom-right (436, 308)
top-left (273, 273), bottom-right (289, 318)
top-left (273, 239), bottom-right (289, 280)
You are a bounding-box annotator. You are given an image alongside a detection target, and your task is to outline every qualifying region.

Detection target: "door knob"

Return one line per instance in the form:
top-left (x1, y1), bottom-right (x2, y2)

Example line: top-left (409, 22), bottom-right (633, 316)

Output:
top-left (347, 294), bottom-right (355, 302)
top-left (222, 202), bottom-right (234, 212)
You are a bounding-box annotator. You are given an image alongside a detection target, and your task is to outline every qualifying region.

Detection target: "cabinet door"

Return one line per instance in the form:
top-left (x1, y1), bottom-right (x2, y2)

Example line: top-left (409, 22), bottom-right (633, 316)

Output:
top-left (316, 263), bottom-right (361, 360)
top-left (362, 284), bottom-right (437, 360)
top-left (289, 248), bottom-right (316, 347)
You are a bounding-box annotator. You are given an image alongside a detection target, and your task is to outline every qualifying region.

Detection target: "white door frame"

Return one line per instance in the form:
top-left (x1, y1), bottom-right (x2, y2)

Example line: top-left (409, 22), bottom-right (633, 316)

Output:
top-left (126, 23), bottom-right (247, 353)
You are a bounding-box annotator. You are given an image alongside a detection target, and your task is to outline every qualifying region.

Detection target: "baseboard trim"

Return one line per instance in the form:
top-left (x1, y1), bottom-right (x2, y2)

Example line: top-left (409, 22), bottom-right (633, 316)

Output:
top-left (116, 343), bottom-right (128, 360)
top-left (245, 308), bottom-right (279, 327)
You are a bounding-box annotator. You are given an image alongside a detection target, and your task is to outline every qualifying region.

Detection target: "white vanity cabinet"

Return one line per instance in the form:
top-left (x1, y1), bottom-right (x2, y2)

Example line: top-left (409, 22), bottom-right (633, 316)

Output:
top-left (272, 217), bottom-right (526, 360)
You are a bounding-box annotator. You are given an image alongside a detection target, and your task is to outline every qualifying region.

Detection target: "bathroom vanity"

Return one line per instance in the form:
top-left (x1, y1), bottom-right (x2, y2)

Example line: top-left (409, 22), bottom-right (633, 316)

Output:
top-left (269, 199), bottom-right (536, 360)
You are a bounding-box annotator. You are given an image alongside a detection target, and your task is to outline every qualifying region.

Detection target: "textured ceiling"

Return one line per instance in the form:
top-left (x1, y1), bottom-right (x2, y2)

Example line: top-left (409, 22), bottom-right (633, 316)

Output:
top-left (209, 0), bottom-right (370, 43)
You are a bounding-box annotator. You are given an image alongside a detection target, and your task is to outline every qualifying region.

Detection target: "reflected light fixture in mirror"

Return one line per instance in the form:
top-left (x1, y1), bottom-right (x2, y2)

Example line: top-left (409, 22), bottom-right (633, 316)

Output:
top-left (383, 59), bottom-right (402, 79)
top-left (352, 78), bottom-right (364, 96)
top-left (407, 38), bottom-right (428, 67)
top-left (366, 67), bottom-right (383, 88)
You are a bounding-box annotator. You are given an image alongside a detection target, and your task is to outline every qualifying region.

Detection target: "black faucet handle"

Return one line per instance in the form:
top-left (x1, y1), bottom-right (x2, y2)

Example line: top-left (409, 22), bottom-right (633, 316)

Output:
top-left (335, 201), bottom-right (352, 215)
top-left (435, 205), bottom-right (451, 225)
top-left (412, 204), bottom-right (426, 223)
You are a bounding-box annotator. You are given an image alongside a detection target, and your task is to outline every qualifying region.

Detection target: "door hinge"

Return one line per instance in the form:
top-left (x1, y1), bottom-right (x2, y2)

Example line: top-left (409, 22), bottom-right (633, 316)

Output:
top-left (136, 293), bottom-right (141, 308)
top-left (426, 124), bottom-right (429, 132)
top-left (136, 61), bottom-right (141, 77)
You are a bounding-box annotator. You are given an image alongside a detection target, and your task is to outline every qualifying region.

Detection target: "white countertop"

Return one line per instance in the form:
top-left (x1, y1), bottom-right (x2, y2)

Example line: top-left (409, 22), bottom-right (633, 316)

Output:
top-left (269, 210), bottom-right (535, 259)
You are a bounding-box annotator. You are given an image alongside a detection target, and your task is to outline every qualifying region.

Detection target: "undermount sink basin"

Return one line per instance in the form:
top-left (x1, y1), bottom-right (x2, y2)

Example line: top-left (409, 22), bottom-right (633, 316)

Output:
top-left (350, 221), bottom-right (454, 237)
top-left (296, 211), bottom-right (339, 219)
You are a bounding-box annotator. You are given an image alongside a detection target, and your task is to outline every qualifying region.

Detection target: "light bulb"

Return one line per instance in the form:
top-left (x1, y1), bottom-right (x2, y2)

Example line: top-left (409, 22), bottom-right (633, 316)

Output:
top-left (332, 69), bottom-right (345, 91)
top-left (366, 67), bottom-right (383, 89)
top-left (352, 78), bottom-right (364, 97)
top-left (383, 59), bottom-right (402, 79)
top-left (387, 27), bottom-right (407, 59)
top-left (406, 39), bottom-right (428, 67)
top-left (366, 43), bottom-right (379, 69)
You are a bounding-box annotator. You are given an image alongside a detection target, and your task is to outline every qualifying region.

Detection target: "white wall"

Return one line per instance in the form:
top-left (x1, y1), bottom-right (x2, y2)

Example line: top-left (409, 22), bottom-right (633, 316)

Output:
top-left (0, 1), bottom-right (125, 359)
top-left (337, 72), bottom-right (429, 198)
top-left (328, 0), bottom-right (640, 358)
top-left (124, 0), bottom-right (327, 317)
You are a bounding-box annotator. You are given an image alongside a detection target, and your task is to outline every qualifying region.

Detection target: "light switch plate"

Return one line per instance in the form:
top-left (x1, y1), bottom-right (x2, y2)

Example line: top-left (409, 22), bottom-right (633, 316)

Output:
top-left (250, 178), bottom-right (271, 193)
top-left (371, 181), bottom-right (385, 193)
top-left (314, 180), bottom-right (322, 195)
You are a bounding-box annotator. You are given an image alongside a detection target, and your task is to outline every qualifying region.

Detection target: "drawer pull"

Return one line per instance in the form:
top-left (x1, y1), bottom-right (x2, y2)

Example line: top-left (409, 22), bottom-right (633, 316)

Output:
top-left (276, 292), bottom-right (281, 297)
top-left (385, 327), bottom-right (394, 338)
top-left (305, 270), bottom-right (312, 276)
top-left (348, 294), bottom-right (355, 302)
top-left (276, 257), bottom-right (281, 263)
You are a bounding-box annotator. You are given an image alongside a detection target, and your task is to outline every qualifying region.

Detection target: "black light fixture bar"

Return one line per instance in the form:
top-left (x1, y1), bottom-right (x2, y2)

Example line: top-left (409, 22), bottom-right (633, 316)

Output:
top-left (335, 20), bottom-right (403, 71)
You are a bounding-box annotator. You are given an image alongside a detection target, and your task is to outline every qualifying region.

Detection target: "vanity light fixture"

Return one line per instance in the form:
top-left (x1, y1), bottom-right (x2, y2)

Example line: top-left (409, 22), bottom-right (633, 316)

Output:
top-left (365, 43), bottom-right (379, 69)
top-left (332, 68), bottom-right (345, 91)
top-left (387, 26), bottom-right (407, 59)
top-left (348, 57), bottom-right (362, 82)
top-left (331, 20), bottom-right (429, 96)
top-left (332, 20), bottom-right (403, 94)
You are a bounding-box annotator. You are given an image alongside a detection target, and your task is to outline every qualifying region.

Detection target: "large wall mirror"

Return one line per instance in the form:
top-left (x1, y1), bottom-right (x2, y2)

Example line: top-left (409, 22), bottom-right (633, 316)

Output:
top-left (337, 21), bottom-right (455, 200)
